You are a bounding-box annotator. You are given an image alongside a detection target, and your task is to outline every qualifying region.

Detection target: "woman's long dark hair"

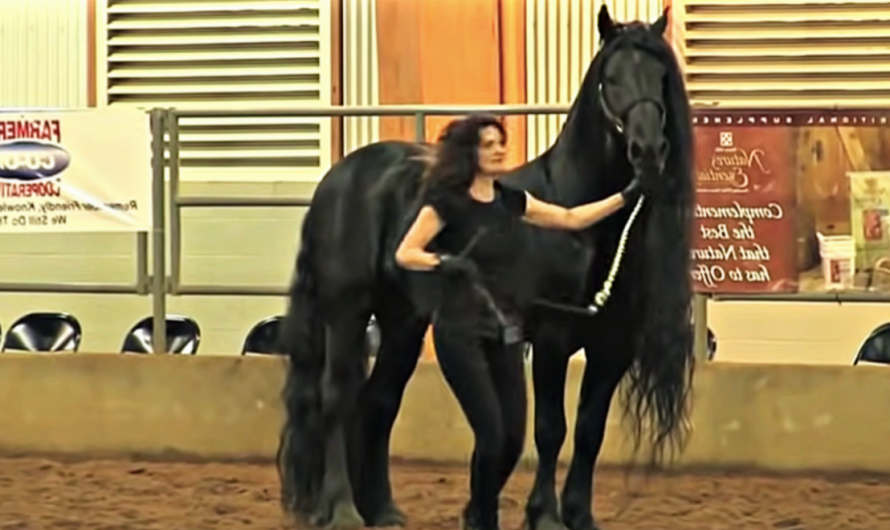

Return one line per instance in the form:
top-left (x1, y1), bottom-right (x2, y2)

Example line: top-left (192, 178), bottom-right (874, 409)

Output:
top-left (420, 114), bottom-right (507, 199)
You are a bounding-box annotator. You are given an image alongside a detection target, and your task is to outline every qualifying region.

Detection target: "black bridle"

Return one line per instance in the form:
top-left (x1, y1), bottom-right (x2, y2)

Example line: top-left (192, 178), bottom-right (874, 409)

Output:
top-left (596, 40), bottom-right (667, 137)
top-left (598, 82), bottom-right (666, 136)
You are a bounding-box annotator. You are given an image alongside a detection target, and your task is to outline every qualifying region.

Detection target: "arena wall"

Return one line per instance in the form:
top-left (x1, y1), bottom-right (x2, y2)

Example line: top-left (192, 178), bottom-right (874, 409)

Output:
top-left (1, 354), bottom-right (886, 473)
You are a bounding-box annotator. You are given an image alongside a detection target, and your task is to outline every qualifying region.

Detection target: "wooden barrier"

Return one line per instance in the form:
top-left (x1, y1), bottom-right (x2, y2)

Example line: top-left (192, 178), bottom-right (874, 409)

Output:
top-left (0, 354), bottom-right (888, 472)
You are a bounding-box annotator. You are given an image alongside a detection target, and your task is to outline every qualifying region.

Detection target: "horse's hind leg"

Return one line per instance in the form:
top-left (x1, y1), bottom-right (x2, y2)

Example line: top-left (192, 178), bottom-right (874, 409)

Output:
top-left (318, 306), bottom-right (373, 530)
top-left (559, 339), bottom-right (631, 530)
top-left (525, 327), bottom-right (576, 530)
top-left (353, 297), bottom-right (427, 526)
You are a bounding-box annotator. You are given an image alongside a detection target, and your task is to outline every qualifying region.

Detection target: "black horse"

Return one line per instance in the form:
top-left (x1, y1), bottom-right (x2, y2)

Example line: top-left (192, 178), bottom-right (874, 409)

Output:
top-left (276, 6), bottom-right (695, 530)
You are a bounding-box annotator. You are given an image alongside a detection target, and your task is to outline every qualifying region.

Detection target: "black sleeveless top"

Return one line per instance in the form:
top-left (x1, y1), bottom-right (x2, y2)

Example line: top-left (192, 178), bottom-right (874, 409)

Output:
top-left (423, 181), bottom-right (533, 335)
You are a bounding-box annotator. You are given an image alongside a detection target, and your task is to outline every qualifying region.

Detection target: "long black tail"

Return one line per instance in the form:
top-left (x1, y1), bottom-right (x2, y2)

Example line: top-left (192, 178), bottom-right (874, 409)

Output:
top-left (277, 206), bottom-right (327, 518)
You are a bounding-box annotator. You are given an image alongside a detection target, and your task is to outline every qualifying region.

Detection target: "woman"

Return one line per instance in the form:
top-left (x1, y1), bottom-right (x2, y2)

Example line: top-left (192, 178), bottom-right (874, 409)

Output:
top-left (394, 114), bottom-right (648, 530)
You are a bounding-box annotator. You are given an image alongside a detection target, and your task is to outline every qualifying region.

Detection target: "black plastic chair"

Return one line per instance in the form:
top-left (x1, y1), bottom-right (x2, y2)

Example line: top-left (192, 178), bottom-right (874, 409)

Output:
top-left (121, 315), bottom-right (201, 354)
top-left (242, 315), bottom-right (381, 357)
top-left (853, 323), bottom-right (890, 366)
top-left (241, 315), bottom-right (284, 355)
top-left (707, 327), bottom-right (717, 360)
top-left (2, 312), bottom-right (82, 353)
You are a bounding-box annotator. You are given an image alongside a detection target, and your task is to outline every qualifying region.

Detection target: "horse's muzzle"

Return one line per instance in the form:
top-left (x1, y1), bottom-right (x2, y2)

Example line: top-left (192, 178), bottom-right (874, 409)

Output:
top-left (628, 136), bottom-right (669, 177)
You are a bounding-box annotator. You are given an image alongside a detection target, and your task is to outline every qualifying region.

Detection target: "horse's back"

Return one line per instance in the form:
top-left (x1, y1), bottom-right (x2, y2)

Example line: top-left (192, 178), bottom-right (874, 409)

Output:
top-left (304, 140), bottom-right (427, 300)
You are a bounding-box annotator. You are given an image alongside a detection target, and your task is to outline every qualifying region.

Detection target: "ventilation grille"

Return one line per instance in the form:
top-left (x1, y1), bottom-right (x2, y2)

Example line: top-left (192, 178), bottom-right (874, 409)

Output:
top-left (680, 0), bottom-right (890, 108)
top-left (102, 0), bottom-right (332, 180)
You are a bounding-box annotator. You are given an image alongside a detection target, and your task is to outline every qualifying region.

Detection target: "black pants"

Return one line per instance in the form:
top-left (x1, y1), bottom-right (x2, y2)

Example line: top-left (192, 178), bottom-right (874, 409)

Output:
top-left (432, 318), bottom-right (527, 529)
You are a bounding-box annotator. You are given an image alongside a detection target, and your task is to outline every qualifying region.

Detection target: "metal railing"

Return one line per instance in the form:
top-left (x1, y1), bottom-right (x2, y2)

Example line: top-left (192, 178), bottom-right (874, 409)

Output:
top-left (164, 104), bottom-right (706, 359)
top-left (165, 105), bottom-right (571, 297)
top-left (4, 103), bottom-right (890, 359)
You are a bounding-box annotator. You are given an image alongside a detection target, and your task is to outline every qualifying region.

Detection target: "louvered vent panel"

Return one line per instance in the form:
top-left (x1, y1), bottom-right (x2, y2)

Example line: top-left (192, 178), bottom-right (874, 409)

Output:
top-left (101, 0), bottom-right (332, 180)
top-left (679, 0), bottom-right (890, 108)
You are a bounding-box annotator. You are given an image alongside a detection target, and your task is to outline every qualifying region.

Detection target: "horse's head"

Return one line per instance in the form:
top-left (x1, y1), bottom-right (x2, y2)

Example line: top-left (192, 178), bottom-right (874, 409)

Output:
top-left (595, 5), bottom-right (674, 182)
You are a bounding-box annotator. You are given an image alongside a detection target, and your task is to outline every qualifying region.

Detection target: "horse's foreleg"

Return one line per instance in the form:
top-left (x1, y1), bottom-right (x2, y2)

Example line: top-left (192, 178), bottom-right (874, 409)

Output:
top-left (318, 312), bottom-right (371, 530)
top-left (559, 344), bottom-right (631, 530)
top-left (525, 331), bottom-right (574, 530)
top-left (354, 304), bottom-right (427, 527)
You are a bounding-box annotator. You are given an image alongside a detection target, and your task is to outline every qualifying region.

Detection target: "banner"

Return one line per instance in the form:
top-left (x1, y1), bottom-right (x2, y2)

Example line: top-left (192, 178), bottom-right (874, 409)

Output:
top-left (692, 121), bottom-right (797, 293)
top-left (0, 108), bottom-right (153, 233)
top-left (691, 109), bottom-right (890, 295)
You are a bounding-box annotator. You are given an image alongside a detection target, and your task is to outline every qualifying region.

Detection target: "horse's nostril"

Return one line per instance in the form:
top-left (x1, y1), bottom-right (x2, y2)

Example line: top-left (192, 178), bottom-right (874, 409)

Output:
top-left (658, 139), bottom-right (670, 158)
top-left (628, 140), bottom-right (643, 160)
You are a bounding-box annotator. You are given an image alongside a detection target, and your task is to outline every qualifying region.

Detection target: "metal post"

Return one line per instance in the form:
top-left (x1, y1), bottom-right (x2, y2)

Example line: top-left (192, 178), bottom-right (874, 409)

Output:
top-left (167, 110), bottom-right (182, 295)
top-left (135, 232), bottom-right (149, 295)
top-left (692, 293), bottom-right (709, 362)
top-left (149, 109), bottom-right (168, 354)
top-left (414, 112), bottom-right (426, 142)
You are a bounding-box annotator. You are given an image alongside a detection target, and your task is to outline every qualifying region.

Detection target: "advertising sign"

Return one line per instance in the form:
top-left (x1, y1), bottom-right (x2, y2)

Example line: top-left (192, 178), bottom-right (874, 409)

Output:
top-left (691, 109), bottom-right (890, 295)
top-left (0, 108), bottom-right (153, 233)
top-left (692, 115), bottom-right (797, 293)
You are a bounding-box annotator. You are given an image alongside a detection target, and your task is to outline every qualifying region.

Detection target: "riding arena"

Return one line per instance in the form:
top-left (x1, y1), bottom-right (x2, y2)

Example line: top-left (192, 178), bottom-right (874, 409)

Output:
top-left (0, 1), bottom-right (889, 529)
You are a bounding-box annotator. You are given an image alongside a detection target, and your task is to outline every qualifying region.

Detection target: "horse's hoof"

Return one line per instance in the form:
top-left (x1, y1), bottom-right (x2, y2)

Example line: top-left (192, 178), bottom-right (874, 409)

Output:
top-left (524, 514), bottom-right (567, 530)
top-left (309, 511), bottom-right (328, 528)
top-left (324, 503), bottom-right (365, 530)
top-left (561, 516), bottom-right (598, 530)
top-left (368, 504), bottom-right (407, 527)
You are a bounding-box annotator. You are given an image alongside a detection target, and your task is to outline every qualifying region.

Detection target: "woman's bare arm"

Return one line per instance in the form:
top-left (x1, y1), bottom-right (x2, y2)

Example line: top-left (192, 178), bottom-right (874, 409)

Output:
top-left (522, 191), bottom-right (628, 231)
top-left (395, 206), bottom-right (445, 270)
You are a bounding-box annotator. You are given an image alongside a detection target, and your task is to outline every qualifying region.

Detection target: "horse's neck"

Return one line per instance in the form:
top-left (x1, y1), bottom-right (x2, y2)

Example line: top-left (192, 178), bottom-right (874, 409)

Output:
top-left (543, 107), bottom-right (626, 208)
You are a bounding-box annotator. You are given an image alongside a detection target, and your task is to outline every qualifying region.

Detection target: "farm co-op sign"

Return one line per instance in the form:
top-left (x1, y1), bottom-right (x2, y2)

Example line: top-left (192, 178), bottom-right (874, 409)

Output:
top-left (0, 108), bottom-right (152, 233)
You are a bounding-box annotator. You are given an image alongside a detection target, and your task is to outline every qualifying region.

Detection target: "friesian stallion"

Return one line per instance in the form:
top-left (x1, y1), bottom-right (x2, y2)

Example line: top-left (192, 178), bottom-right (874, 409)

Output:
top-left (276, 6), bottom-right (695, 530)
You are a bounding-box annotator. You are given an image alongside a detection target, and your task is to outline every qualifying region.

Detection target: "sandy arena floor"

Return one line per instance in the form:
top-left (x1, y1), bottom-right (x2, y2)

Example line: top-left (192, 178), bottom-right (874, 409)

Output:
top-left (0, 457), bottom-right (888, 530)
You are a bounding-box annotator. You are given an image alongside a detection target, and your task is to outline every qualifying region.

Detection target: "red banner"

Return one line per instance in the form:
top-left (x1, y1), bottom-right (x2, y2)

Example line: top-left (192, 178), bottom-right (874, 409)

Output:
top-left (691, 125), bottom-right (797, 293)
top-left (689, 108), bottom-right (890, 295)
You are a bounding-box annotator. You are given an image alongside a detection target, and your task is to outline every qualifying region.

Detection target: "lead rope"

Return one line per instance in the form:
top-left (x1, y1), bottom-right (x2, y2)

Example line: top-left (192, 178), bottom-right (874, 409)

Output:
top-left (587, 195), bottom-right (645, 314)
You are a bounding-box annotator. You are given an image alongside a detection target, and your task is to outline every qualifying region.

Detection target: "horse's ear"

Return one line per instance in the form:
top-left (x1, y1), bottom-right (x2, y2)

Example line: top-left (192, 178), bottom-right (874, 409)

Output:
top-left (597, 4), bottom-right (617, 42)
top-left (650, 6), bottom-right (670, 36)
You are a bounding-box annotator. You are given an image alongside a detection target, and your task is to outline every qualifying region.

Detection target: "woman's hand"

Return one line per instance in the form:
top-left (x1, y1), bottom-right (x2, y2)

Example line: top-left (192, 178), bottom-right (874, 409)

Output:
top-left (621, 169), bottom-right (664, 203)
top-left (437, 254), bottom-right (479, 279)
top-left (621, 178), bottom-right (642, 203)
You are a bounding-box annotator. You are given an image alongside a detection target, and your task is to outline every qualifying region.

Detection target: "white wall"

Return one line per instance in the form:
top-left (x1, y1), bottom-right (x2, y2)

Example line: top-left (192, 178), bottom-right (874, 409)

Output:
top-left (0, 0), bottom-right (89, 108)
top-left (524, 0), bottom-right (666, 157)
top-left (0, 1), bottom-right (305, 353)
